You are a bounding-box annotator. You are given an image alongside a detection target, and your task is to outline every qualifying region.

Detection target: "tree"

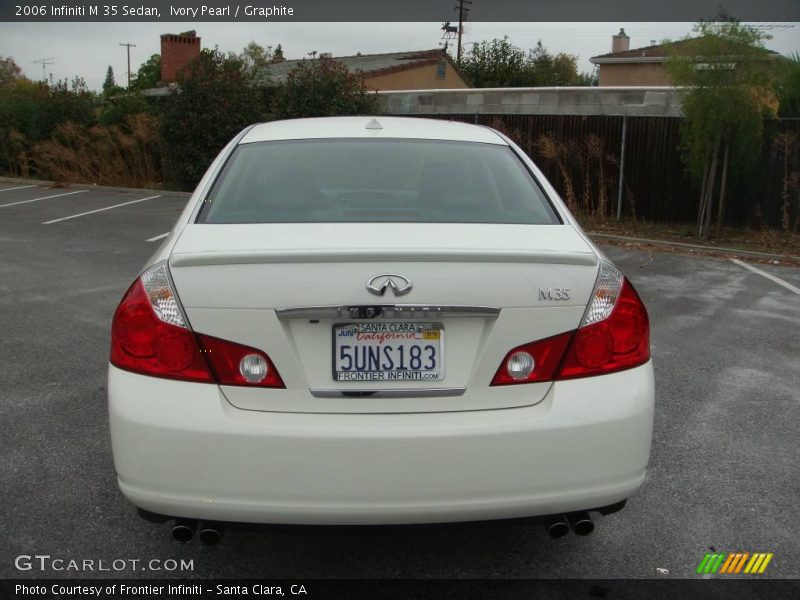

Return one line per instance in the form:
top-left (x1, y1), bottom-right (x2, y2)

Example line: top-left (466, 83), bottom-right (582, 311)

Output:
top-left (130, 54), bottom-right (161, 90)
top-left (458, 37), bottom-right (529, 87)
top-left (527, 42), bottom-right (581, 86)
top-left (575, 70), bottom-right (599, 86)
top-left (103, 66), bottom-right (116, 93)
top-left (272, 57), bottom-right (378, 119)
top-left (777, 52), bottom-right (800, 117)
top-left (665, 18), bottom-right (779, 238)
top-left (98, 89), bottom-right (151, 128)
top-left (0, 56), bottom-right (23, 87)
top-left (160, 48), bottom-right (270, 189)
top-left (238, 41), bottom-right (272, 70)
top-left (459, 37), bottom-right (584, 87)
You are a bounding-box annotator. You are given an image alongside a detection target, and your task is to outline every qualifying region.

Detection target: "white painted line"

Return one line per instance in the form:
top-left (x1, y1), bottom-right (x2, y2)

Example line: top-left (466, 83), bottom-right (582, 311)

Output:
top-left (0, 189), bottom-right (88, 208)
top-left (146, 232), bottom-right (170, 243)
top-left (42, 195), bottom-right (162, 225)
top-left (0, 184), bottom-right (37, 193)
top-left (730, 258), bottom-right (800, 296)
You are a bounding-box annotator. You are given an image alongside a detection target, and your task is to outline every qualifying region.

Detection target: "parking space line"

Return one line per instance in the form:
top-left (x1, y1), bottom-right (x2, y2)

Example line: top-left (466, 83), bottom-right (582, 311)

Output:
top-left (146, 232), bottom-right (170, 242)
top-left (730, 258), bottom-right (800, 295)
top-left (42, 195), bottom-right (162, 225)
top-left (0, 189), bottom-right (88, 208)
top-left (0, 184), bottom-right (37, 193)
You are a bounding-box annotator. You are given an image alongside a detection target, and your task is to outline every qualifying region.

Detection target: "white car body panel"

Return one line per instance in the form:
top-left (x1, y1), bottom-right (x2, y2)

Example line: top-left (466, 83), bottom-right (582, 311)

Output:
top-left (169, 222), bottom-right (596, 268)
top-left (109, 116), bottom-right (655, 525)
top-left (110, 361), bottom-right (654, 525)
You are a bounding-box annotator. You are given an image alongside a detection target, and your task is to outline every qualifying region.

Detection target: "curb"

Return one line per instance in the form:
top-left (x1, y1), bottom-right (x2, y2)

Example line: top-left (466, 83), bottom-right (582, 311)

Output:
top-left (588, 232), bottom-right (800, 263)
top-left (0, 176), bottom-right (192, 198)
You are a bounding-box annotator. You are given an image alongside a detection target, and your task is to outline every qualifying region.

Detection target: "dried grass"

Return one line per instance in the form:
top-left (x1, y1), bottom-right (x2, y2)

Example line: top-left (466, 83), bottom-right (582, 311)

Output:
top-left (30, 114), bottom-right (164, 187)
top-left (536, 133), bottom-right (618, 221)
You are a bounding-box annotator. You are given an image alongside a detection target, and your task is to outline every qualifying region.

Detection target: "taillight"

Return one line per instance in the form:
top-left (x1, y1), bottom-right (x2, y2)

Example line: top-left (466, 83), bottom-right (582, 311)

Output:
top-left (198, 334), bottom-right (284, 388)
top-left (111, 264), bottom-right (213, 382)
top-left (491, 332), bottom-right (573, 386)
top-left (490, 261), bottom-right (650, 385)
top-left (557, 276), bottom-right (650, 380)
top-left (110, 262), bottom-right (284, 388)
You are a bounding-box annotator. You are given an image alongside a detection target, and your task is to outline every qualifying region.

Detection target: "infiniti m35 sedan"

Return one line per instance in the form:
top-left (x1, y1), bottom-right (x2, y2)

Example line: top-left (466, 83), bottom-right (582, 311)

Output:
top-left (108, 117), bottom-right (653, 540)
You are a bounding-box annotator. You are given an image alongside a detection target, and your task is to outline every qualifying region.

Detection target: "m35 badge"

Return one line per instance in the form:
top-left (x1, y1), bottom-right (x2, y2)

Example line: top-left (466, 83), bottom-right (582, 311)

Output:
top-left (539, 287), bottom-right (571, 301)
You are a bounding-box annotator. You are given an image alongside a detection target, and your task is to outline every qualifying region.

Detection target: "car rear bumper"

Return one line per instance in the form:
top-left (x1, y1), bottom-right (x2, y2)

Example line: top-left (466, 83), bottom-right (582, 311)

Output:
top-left (108, 361), bottom-right (654, 525)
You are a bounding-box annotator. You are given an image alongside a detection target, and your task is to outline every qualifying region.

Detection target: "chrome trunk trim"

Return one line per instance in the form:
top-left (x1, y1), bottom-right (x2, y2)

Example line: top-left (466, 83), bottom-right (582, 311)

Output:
top-left (309, 387), bottom-right (466, 398)
top-left (276, 305), bottom-right (500, 320)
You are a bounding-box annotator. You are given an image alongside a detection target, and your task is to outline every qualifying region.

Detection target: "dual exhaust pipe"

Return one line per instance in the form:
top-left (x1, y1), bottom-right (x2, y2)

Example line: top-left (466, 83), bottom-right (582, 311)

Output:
top-left (171, 511), bottom-right (595, 543)
top-left (545, 511), bottom-right (595, 538)
top-left (172, 519), bottom-right (223, 545)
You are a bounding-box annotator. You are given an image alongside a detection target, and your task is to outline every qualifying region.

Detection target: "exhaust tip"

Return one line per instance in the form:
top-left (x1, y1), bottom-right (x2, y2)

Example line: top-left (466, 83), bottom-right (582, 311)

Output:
top-left (545, 516), bottom-right (570, 539)
top-left (567, 511), bottom-right (594, 536)
top-left (171, 520), bottom-right (196, 543)
top-left (198, 525), bottom-right (223, 546)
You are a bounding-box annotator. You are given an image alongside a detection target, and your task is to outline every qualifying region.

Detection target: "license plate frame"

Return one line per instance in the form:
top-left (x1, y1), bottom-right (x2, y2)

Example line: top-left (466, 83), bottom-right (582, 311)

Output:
top-left (332, 321), bottom-right (444, 382)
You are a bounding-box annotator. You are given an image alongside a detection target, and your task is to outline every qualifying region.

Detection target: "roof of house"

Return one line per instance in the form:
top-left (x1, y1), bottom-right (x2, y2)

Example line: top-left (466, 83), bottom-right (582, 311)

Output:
top-left (590, 37), bottom-right (779, 64)
top-left (258, 49), bottom-right (456, 84)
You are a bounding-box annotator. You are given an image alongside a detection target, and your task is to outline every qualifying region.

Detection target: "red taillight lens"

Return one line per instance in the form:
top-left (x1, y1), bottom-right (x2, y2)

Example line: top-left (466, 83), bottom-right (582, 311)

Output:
top-left (110, 280), bottom-right (214, 382)
top-left (490, 272), bottom-right (650, 385)
top-left (491, 331), bottom-right (573, 385)
top-left (557, 279), bottom-right (649, 380)
top-left (111, 263), bottom-right (285, 388)
top-left (198, 334), bottom-right (285, 388)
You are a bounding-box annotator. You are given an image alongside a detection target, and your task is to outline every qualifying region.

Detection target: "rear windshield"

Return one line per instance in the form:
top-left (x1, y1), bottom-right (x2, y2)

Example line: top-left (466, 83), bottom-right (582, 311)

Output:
top-left (196, 138), bottom-right (560, 225)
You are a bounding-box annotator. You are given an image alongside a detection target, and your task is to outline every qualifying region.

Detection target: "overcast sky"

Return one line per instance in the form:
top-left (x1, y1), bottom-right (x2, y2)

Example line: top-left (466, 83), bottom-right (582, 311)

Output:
top-left (1, 21), bottom-right (797, 90)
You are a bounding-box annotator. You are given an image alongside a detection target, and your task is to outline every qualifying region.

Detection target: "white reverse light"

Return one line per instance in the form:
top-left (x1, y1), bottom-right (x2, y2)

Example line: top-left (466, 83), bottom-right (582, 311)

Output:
top-left (140, 261), bottom-right (187, 328)
top-left (507, 351), bottom-right (535, 381)
top-left (239, 354), bottom-right (269, 383)
top-left (581, 260), bottom-right (624, 327)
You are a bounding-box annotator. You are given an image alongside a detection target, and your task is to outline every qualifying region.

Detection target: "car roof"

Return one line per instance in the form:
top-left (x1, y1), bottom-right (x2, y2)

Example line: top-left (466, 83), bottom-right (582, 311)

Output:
top-left (239, 116), bottom-right (508, 145)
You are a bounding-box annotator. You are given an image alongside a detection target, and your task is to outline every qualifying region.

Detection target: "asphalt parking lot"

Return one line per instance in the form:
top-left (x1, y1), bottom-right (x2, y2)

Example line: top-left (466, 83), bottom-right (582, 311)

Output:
top-left (1, 181), bottom-right (798, 581)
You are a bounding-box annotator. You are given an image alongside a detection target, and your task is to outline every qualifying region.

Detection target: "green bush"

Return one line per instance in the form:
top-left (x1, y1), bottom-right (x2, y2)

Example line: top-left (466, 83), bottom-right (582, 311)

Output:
top-left (0, 77), bottom-right (97, 175)
top-left (159, 48), bottom-right (271, 190)
top-left (272, 57), bottom-right (377, 119)
top-left (458, 37), bottom-right (587, 88)
top-left (98, 92), bottom-right (154, 129)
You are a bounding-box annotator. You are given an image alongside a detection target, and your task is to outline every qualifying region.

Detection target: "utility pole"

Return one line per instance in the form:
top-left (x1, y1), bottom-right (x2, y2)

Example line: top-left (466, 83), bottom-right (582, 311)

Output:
top-left (119, 42), bottom-right (137, 87)
top-left (33, 57), bottom-right (55, 81)
top-left (454, 0), bottom-right (472, 62)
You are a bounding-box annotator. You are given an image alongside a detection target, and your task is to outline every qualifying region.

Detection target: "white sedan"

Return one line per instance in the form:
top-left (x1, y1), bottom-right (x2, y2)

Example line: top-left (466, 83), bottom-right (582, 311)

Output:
top-left (108, 117), bottom-right (653, 543)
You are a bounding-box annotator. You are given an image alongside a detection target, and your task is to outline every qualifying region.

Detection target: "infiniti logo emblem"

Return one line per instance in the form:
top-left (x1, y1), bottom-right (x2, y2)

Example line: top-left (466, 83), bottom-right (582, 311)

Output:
top-left (366, 274), bottom-right (413, 297)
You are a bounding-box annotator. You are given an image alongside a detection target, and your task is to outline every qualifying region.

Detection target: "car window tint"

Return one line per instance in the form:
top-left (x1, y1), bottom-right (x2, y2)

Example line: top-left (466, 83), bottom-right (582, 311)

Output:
top-left (197, 138), bottom-right (560, 224)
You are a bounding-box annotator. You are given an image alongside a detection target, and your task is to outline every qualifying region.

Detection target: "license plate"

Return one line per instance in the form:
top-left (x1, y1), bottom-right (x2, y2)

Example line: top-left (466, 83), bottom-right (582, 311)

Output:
top-left (333, 322), bottom-right (443, 382)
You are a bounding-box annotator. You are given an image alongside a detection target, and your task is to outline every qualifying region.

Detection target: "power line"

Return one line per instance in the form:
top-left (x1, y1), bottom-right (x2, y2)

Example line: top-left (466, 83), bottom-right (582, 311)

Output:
top-left (119, 42), bottom-right (137, 88)
top-left (32, 57), bottom-right (55, 81)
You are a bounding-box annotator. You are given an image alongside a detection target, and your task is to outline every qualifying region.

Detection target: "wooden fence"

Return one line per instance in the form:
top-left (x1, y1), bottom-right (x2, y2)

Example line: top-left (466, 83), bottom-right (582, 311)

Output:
top-left (412, 113), bottom-right (800, 229)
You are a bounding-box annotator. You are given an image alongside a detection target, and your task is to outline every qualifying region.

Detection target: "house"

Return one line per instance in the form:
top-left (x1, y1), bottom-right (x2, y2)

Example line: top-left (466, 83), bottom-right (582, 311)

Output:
top-left (590, 28), bottom-right (780, 87)
top-left (261, 48), bottom-right (470, 91)
top-left (590, 29), bottom-right (675, 86)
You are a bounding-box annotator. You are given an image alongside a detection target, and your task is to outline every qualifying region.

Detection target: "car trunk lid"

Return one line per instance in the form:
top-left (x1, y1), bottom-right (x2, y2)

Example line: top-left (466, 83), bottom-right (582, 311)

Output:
top-left (169, 223), bottom-right (598, 413)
